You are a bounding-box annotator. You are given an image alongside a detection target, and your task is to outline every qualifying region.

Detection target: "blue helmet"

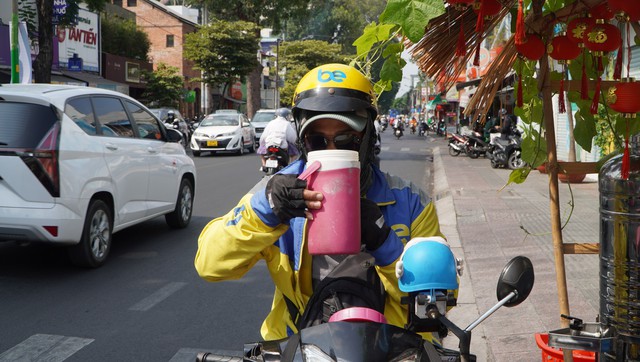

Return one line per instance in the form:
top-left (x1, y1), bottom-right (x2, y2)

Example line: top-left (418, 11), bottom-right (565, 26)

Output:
top-left (395, 237), bottom-right (459, 293)
top-left (275, 107), bottom-right (292, 119)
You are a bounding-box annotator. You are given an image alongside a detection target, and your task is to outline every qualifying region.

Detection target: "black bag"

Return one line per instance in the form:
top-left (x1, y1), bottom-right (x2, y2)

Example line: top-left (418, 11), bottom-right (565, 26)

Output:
top-left (286, 252), bottom-right (387, 330)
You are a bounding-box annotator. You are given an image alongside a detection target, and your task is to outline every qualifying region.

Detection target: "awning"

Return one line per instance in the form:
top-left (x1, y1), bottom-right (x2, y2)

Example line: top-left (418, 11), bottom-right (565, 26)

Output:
top-left (0, 69), bottom-right (87, 86)
top-left (59, 71), bottom-right (128, 92)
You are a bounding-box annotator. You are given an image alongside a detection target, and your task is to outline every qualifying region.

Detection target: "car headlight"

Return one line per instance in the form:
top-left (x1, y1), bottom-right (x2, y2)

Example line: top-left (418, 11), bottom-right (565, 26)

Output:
top-left (193, 132), bottom-right (205, 138)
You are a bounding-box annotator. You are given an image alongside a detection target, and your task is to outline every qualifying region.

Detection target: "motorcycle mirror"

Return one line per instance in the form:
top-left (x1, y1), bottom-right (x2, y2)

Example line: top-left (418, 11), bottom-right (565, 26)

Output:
top-left (496, 256), bottom-right (534, 307)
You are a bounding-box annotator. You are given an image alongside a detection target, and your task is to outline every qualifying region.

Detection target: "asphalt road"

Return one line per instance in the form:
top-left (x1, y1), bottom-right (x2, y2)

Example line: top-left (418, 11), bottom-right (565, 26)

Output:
top-left (0, 129), bottom-right (436, 361)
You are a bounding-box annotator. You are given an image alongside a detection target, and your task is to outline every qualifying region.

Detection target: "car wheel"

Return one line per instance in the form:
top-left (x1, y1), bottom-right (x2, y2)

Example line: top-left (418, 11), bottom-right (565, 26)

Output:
top-left (68, 199), bottom-right (112, 268)
top-left (237, 139), bottom-right (245, 155)
top-left (193, 151), bottom-right (200, 157)
top-left (165, 178), bottom-right (193, 228)
top-left (249, 140), bottom-right (256, 153)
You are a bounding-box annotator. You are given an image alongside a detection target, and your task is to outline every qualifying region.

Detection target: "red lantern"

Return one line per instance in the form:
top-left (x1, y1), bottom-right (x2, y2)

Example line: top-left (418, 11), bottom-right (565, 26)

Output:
top-left (607, 80), bottom-right (640, 117)
top-left (590, 2), bottom-right (615, 21)
top-left (583, 21), bottom-right (621, 56)
top-left (608, 0), bottom-right (640, 22)
top-left (516, 34), bottom-right (545, 60)
top-left (548, 35), bottom-right (580, 114)
top-left (567, 17), bottom-right (594, 46)
top-left (473, 0), bottom-right (502, 19)
top-left (548, 35), bottom-right (581, 62)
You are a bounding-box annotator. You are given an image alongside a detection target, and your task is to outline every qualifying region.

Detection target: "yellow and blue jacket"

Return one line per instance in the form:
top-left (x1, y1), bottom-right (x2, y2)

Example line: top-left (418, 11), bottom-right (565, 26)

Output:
top-left (195, 160), bottom-right (444, 341)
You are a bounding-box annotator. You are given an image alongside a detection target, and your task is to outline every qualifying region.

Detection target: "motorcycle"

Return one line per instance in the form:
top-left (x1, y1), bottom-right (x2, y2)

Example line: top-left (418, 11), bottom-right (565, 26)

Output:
top-left (436, 120), bottom-right (446, 137)
top-left (447, 133), bottom-right (469, 157)
top-left (418, 122), bottom-right (428, 137)
top-left (488, 131), bottom-right (526, 169)
top-left (262, 145), bottom-right (289, 176)
top-left (195, 252), bottom-right (534, 362)
top-left (394, 125), bottom-right (404, 139)
top-left (462, 130), bottom-right (491, 159)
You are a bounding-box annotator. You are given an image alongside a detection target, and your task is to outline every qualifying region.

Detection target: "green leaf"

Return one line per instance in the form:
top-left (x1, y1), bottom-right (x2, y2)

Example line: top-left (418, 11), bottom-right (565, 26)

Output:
top-left (354, 23), bottom-right (388, 58)
top-left (374, 79), bottom-right (393, 94)
top-left (380, 54), bottom-right (406, 82)
top-left (507, 167), bottom-right (531, 185)
top-left (573, 109), bottom-right (597, 153)
top-left (521, 133), bottom-right (547, 167)
top-left (380, 0), bottom-right (445, 43)
top-left (382, 42), bottom-right (404, 59)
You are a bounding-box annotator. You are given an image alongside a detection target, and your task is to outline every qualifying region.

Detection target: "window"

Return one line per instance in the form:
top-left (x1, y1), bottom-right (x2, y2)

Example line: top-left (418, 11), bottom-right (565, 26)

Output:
top-left (113, 0), bottom-right (122, 6)
top-left (92, 97), bottom-right (133, 138)
top-left (166, 35), bottom-right (174, 48)
top-left (127, 0), bottom-right (136, 6)
top-left (66, 97), bottom-right (98, 135)
top-left (126, 101), bottom-right (162, 140)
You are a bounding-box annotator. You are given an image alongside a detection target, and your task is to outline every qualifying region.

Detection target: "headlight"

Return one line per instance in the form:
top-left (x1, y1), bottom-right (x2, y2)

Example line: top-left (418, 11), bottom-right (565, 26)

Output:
top-left (194, 132), bottom-right (205, 138)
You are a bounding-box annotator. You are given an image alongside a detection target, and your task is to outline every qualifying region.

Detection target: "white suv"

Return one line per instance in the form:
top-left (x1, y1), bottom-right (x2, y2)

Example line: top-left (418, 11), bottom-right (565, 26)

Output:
top-left (0, 84), bottom-right (197, 267)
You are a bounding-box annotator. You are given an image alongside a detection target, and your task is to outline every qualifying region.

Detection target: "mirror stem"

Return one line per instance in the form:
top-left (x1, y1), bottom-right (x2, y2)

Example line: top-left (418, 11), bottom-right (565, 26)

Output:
top-left (465, 291), bottom-right (517, 332)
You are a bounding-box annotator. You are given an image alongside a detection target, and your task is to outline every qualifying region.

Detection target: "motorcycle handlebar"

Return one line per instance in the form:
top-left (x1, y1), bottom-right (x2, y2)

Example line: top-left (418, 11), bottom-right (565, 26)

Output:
top-left (195, 352), bottom-right (242, 362)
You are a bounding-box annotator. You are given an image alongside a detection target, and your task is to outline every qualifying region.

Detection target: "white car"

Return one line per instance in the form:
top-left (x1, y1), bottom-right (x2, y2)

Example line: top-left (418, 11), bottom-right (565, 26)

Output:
top-left (190, 110), bottom-right (256, 156)
top-left (0, 84), bottom-right (197, 267)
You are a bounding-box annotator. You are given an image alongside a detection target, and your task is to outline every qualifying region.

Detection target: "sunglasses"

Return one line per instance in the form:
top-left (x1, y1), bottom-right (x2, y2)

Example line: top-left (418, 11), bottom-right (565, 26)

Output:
top-left (304, 133), bottom-right (362, 151)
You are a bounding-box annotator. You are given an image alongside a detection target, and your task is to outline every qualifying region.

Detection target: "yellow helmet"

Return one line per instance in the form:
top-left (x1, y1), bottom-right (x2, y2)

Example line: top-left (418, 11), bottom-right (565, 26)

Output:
top-left (292, 64), bottom-right (378, 122)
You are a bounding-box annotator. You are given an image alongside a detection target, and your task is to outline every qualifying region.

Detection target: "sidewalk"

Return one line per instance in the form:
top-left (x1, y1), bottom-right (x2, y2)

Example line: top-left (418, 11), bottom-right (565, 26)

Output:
top-left (431, 136), bottom-right (600, 362)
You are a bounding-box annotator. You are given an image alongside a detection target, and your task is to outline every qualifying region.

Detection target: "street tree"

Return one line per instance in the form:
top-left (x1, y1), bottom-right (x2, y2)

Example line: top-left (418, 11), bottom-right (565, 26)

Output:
top-left (276, 40), bottom-right (346, 107)
top-left (101, 17), bottom-right (150, 61)
top-left (140, 63), bottom-right (184, 109)
top-left (183, 20), bottom-right (260, 106)
top-left (185, 0), bottom-right (310, 118)
top-left (28, 0), bottom-right (108, 83)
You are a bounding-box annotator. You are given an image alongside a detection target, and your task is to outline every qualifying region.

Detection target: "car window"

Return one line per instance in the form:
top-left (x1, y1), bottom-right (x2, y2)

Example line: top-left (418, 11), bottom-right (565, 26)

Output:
top-left (252, 112), bottom-right (275, 123)
top-left (0, 102), bottom-right (59, 148)
top-left (66, 97), bottom-right (98, 135)
top-left (126, 101), bottom-right (162, 140)
top-left (200, 115), bottom-right (239, 127)
top-left (92, 97), bottom-right (133, 138)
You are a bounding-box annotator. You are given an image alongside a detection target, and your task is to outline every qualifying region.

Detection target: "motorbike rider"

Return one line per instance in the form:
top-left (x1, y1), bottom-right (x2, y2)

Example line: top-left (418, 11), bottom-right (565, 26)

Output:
top-left (166, 110), bottom-right (190, 141)
top-left (195, 63), bottom-right (446, 342)
top-left (256, 107), bottom-right (299, 170)
top-left (500, 112), bottom-right (518, 140)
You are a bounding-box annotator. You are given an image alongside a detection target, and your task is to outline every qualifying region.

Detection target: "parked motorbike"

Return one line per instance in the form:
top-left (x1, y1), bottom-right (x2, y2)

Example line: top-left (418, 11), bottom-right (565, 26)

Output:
top-left (463, 130), bottom-right (491, 159)
top-left (262, 145), bottom-right (289, 176)
top-left (448, 133), bottom-right (469, 157)
top-left (195, 251), bottom-right (534, 362)
top-left (488, 131), bottom-right (525, 169)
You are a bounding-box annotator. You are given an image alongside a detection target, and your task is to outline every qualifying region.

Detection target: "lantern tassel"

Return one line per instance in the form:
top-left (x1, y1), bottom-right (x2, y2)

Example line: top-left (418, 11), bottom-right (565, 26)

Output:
top-left (614, 43), bottom-right (623, 80)
top-left (515, 0), bottom-right (526, 45)
top-left (590, 58), bottom-right (603, 115)
top-left (475, 1), bottom-right (485, 33)
top-left (455, 21), bottom-right (466, 57)
top-left (517, 73), bottom-right (523, 107)
top-left (473, 40), bottom-right (481, 66)
top-left (590, 77), bottom-right (601, 115)
top-left (581, 51), bottom-right (589, 100)
top-left (559, 78), bottom-right (566, 114)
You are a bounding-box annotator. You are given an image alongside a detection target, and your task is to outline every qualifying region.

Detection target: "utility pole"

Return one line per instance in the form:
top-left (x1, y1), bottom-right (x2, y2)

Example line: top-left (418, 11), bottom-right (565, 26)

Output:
top-left (273, 38), bottom-right (281, 109)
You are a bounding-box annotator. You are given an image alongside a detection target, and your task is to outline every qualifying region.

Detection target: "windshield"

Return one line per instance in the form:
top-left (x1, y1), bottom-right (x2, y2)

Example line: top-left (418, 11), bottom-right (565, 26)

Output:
top-left (252, 112), bottom-right (275, 124)
top-left (200, 115), bottom-right (239, 127)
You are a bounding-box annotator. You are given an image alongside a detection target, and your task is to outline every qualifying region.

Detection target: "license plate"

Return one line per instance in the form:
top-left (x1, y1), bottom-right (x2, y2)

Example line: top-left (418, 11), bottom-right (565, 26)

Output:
top-left (265, 159), bottom-right (279, 168)
top-left (206, 140), bottom-right (218, 147)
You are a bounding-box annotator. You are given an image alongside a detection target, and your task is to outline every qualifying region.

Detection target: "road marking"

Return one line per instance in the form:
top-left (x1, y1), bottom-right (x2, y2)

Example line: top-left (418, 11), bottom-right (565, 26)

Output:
top-left (0, 334), bottom-right (93, 362)
top-left (401, 147), bottom-right (410, 151)
top-left (381, 147), bottom-right (390, 151)
top-left (129, 281), bottom-right (187, 311)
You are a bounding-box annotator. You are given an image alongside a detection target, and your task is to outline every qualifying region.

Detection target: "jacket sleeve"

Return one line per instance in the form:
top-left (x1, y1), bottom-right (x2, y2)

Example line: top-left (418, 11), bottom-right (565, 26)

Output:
top-left (194, 186), bottom-right (289, 282)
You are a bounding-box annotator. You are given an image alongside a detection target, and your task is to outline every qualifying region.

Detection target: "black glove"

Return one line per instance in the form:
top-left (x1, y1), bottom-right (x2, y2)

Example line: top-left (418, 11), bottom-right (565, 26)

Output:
top-left (266, 174), bottom-right (308, 223)
top-left (360, 198), bottom-right (391, 251)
